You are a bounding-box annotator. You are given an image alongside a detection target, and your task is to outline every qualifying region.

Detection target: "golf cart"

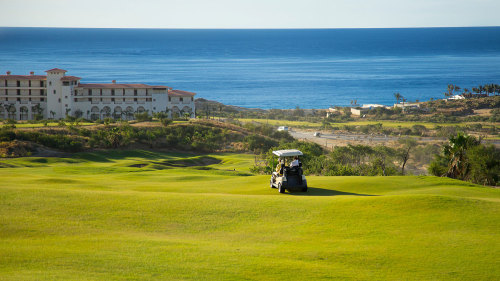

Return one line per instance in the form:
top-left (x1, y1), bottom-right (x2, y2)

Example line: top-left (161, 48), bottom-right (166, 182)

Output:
top-left (270, 149), bottom-right (307, 193)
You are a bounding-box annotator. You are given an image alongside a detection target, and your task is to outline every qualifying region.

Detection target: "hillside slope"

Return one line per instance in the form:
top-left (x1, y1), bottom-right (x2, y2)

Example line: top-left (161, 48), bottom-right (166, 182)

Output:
top-left (0, 151), bottom-right (499, 280)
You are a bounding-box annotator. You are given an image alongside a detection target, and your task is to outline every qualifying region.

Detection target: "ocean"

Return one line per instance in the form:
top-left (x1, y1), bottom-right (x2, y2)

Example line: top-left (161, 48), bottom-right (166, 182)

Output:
top-left (1, 27), bottom-right (499, 109)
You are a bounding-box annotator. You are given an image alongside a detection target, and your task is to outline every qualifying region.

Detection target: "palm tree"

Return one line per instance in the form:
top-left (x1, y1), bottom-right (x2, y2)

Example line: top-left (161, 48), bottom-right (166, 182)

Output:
top-left (125, 108), bottom-right (134, 120)
top-left (478, 85), bottom-right (485, 96)
top-left (74, 109), bottom-right (83, 118)
top-left (394, 92), bottom-right (402, 105)
top-left (164, 108), bottom-right (171, 119)
top-left (102, 107), bottom-right (111, 118)
top-left (494, 84), bottom-right (500, 96)
top-left (443, 133), bottom-right (481, 180)
top-left (31, 104), bottom-right (43, 120)
top-left (20, 107), bottom-right (28, 120)
top-left (445, 84), bottom-right (460, 98)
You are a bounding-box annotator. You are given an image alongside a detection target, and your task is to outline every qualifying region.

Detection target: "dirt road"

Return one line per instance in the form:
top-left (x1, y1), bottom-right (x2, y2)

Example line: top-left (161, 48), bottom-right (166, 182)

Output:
top-left (290, 129), bottom-right (500, 149)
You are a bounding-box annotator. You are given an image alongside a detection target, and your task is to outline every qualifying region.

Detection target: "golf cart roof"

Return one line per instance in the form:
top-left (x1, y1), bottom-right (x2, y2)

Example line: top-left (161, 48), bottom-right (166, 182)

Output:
top-left (272, 149), bottom-right (303, 157)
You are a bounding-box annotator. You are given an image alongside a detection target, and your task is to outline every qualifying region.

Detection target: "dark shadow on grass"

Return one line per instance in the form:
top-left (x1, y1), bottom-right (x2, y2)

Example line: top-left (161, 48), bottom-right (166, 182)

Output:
top-left (74, 150), bottom-right (188, 163)
top-left (287, 187), bottom-right (377, 197)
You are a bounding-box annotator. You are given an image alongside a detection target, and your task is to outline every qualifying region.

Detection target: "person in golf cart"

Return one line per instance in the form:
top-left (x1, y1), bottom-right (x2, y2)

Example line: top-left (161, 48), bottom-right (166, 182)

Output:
top-left (275, 159), bottom-right (285, 176)
top-left (270, 149), bottom-right (307, 193)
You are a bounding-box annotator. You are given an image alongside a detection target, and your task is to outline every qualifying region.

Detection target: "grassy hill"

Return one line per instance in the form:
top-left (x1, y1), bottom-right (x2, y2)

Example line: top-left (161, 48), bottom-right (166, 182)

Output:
top-left (0, 151), bottom-right (499, 280)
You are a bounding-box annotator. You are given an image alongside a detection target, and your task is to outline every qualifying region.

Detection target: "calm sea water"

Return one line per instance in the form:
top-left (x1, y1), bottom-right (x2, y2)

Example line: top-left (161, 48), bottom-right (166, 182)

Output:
top-left (1, 27), bottom-right (499, 109)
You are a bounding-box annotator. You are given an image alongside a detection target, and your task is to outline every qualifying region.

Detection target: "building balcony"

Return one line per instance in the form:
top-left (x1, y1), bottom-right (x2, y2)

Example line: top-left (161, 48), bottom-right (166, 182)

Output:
top-left (0, 86), bottom-right (45, 90)
top-left (0, 95), bottom-right (46, 98)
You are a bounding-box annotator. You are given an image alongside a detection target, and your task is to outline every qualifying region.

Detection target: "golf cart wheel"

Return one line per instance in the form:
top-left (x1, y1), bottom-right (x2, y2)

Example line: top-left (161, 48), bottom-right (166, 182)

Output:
top-left (302, 186), bottom-right (308, 192)
top-left (270, 179), bottom-right (275, 188)
top-left (278, 183), bottom-right (285, 193)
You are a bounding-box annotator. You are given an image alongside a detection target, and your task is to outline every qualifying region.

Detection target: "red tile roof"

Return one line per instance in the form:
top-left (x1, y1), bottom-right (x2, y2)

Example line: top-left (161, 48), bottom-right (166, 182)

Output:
top-left (45, 68), bottom-right (67, 73)
top-left (77, 83), bottom-right (169, 89)
top-left (0, 75), bottom-right (47, 80)
top-left (169, 89), bottom-right (196, 97)
top-left (60, 76), bottom-right (81, 81)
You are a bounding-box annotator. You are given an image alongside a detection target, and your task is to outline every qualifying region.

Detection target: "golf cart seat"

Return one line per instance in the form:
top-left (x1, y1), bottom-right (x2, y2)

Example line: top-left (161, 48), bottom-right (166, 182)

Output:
top-left (286, 166), bottom-right (302, 176)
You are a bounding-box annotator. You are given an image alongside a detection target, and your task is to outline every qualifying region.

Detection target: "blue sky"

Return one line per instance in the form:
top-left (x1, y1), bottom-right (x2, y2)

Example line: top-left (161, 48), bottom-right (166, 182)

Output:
top-left (0, 0), bottom-right (499, 28)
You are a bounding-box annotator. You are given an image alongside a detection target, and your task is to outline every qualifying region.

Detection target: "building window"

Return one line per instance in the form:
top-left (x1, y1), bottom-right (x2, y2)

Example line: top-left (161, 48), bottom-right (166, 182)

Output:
top-left (111, 98), bottom-right (115, 102)
top-left (17, 89), bottom-right (20, 95)
top-left (41, 98), bottom-right (45, 101)
top-left (65, 104), bottom-right (68, 107)
top-left (180, 97), bottom-right (183, 102)
top-left (111, 89), bottom-right (115, 96)
top-left (29, 90), bottom-right (31, 96)
top-left (40, 81), bottom-right (43, 87)
top-left (49, 81), bottom-right (52, 86)
top-left (29, 80), bottom-right (31, 87)
top-left (134, 90), bottom-right (137, 96)
top-left (100, 89), bottom-right (102, 96)
top-left (63, 81), bottom-right (69, 86)
top-left (17, 81), bottom-right (20, 87)
top-left (53, 90), bottom-right (56, 94)
top-left (153, 107), bottom-right (156, 110)
top-left (191, 97), bottom-right (194, 101)
top-left (134, 98), bottom-right (137, 101)
top-left (89, 89), bottom-right (92, 95)
top-left (58, 98), bottom-right (61, 103)
top-left (88, 98), bottom-right (91, 102)
top-left (17, 98), bottom-right (20, 101)
top-left (41, 90), bottom-right (45, 96)
top-left (4, 80), bottom-right (7, 86)
top-left (168, 96), bottom-right (171, 101)
top-left (65, 96), bottom-right (68, 99)
top-left (74, 98), bottom-right (77, 102)
top-left (153, 99), bottom-right (156, 101)
top-left (29, 98), bottom-right (31, 101)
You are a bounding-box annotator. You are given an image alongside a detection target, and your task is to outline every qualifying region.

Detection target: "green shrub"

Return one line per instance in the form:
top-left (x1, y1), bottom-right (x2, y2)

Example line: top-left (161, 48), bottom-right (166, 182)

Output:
top-left (134, 112), bottom-right (152, 122)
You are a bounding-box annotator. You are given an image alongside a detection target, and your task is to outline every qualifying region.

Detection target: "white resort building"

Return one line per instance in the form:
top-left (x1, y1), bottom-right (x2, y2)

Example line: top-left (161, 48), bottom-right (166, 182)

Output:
top-left (0, 68), bottom-right (196, 120)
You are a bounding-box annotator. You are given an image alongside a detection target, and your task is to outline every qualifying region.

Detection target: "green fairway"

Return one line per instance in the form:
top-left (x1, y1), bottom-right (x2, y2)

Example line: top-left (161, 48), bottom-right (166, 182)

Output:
top-left (0, 151), bottom-right (499, 280)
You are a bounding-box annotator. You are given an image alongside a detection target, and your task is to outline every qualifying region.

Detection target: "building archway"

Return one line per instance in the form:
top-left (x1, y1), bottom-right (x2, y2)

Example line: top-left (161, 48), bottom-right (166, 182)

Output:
top-left (182, 106), bottom-right (193, 118)
top-left (171, 106), bottom-right (180, 119)
top-left (91, 106), bottom-right (100, 120)
top-left (125, 106), bottom-right (134, 120)
top-left (19, 106), bottom-right (29, 120)
top-left (136, 106), bottom-right (146, 113)
top-left (101, 106), bottom-right (111, 118)
top-left (113, 106), bottom-right (122, 119)
top-left (7, 105), bottom-right (16, 119)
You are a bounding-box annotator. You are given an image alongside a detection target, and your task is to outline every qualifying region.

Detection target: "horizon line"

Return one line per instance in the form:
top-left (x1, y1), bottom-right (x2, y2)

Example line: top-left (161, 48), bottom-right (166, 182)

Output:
top-left (1, 25), bottom-right (500, 30)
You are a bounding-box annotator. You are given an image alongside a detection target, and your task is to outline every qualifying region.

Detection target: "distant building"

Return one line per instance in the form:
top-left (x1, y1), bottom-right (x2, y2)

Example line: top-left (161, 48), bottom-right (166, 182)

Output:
top-left (393, 102), bottom-right (420, 109)
top-left (0, 68), bottom-right (195, 120)
top-left (350, 107), bottom-right (369, 116)
top-left (361, 104), bottom-right (388, 109)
